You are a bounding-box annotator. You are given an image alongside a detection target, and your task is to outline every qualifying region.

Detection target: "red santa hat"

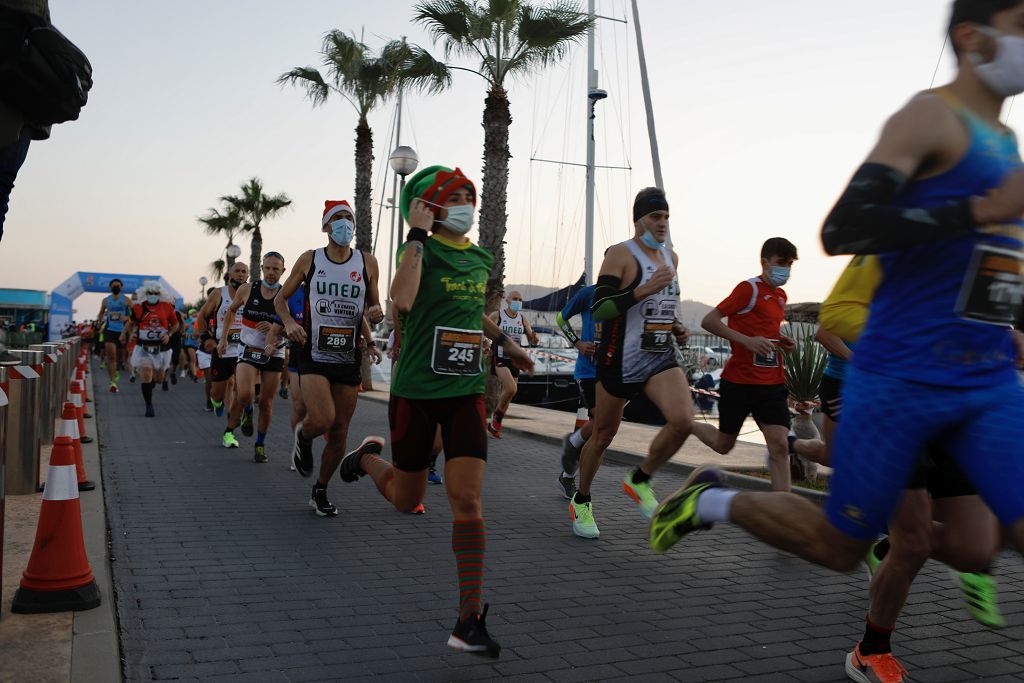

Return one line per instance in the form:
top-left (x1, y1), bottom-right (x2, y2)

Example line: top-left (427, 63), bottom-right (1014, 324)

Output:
top-left (322, 200), bottom-right (354, 227)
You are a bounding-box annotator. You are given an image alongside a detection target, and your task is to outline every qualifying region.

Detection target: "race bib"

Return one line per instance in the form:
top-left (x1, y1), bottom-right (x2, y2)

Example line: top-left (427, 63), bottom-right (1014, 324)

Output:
top-left (317, 325), bottom-right (356, 353)
top-left (955, 244), bottom-right (1024, 325)
top-left (142, 343), bottom-right (161, 354)
top-left (431, 327), bottom-right (483, 376)
top-left (640, 320), bottom-right (673, 353)
top-left (140, 328), bottom-right (163, 342)
top-left (754, 348), bottom-right (780, 368)
top-left (241, 346), bottom-right (267, 365)
top-left (108, 313), bottom-right (122, 322)
top-left (227, 330), bottom-right (242, 345)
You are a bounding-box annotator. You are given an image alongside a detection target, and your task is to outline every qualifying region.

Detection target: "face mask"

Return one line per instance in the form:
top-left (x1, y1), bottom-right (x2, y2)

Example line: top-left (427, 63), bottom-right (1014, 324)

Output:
top-left (767, 265), bottom-right (791, 287)
top-left (639, 229), bottom-right (665, 250)
top-left (146, 295), bottom-right (159, 305)
top-left (229, 279), bottom-right (243, 289)
top-left (440, 205), bottom-right (474, 234)
top-left (263, 280), bottom-right (282, 290)
top-left (110, 286), bottom-right (121, 295)
top-left (972, 29), bottom-right (1024, 97)
top-left (329, 218), bottom-right (354, 246)
top-left (509, 300), bottom-right (522, 312)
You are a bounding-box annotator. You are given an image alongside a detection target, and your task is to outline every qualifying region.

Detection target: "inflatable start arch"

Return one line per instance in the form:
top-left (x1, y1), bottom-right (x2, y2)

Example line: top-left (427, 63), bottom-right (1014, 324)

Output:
top-left (49, 272), bottom-right (184, 341)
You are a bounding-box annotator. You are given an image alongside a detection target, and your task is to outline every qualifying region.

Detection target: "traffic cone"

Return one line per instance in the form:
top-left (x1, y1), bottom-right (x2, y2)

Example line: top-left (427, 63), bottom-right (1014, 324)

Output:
top-left (70, 380), bottom-right (94, 444)
top-left (11, 435), bottom-right (101, 613)
top-left (77, 366), bottom-right (91, 404)
top-left (61, 402), bottom-right (95, 491)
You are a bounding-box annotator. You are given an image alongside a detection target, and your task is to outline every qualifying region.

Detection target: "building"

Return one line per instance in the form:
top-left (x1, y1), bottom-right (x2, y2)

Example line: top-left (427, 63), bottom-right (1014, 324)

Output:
top-left (0, 288), bottom-right (49, 330)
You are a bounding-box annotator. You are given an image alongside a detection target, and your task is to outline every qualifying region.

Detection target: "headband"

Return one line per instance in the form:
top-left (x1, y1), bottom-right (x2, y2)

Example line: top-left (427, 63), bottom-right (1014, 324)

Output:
top-left (633, 193), bottom-right (669, 222)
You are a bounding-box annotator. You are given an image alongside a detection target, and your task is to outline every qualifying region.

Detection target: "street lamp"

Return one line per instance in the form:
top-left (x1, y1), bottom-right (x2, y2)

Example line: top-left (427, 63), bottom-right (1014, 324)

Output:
top-left (199, 276), bottom-right (208, 301)
top-left (387, 145), bottom-right (419, 301)
top-left (225, 243), bottom-right (242, 261)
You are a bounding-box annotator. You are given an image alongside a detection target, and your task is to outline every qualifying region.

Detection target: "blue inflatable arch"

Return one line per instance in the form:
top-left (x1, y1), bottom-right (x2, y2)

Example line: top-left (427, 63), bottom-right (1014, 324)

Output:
top-left (49, 272), bottom-right (184, 341)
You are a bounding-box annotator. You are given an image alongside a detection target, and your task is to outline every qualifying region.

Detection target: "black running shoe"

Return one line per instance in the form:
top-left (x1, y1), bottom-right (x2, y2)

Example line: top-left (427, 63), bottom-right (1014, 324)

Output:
top-left (339, 436), bottom-right (385, 483)
top-left (145, 404), bottom-right (155, 418)
top-left (557, 473), bottom-right (578, 501)
top-left (448, 604), bottom-right (501, 658)
top-left (309, 484), bottom-right (338, 517)
top-left (161, 380), bottom-right (169, 391)
top-left (129, 374), bottom-right (136, 383)
top-left (254, 444), bottom-right (267, 463)
top-left (240, 409), bottom-right (254, 437)
top-left (170, 373), bottom-right (177, 386)
top-left (279, 386), bottom-right (289, 399)
top-left (292, 422), bottom-right (314, 477)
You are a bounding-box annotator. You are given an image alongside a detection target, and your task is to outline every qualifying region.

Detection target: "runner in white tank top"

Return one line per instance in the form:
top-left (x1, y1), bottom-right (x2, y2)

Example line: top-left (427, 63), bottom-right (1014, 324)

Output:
top-left (196, 261), bottom-right (250, 423)
top-left (487, 290), bottom-right (539, 437)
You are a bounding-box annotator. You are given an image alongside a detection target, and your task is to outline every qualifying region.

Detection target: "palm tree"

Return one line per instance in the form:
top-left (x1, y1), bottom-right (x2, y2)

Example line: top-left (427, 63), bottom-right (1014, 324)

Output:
top-left (198, 204), bottom-right (245, 281)
top-left (220, 178), bottom-right (292, 278)
top-left (278, 33), bottom-right (445, 251)
top-left (412, 0), bottom-right (592, 311)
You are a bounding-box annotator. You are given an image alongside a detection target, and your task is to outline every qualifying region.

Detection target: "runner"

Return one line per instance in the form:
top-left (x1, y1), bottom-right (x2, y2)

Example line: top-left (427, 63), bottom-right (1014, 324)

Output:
top-left (180, 308), bottom-right (200, 380)
top-left (685, 238), bottom-right (799, 491)
top-left (283, 285), bottom-right (306, 469)
top-left (164, 309), bottom-right (185, 390)
top-left (340, 166), bottom-right (533, 656)
top-left (222, 252), bottom-right (288, 463)
top-left (486, 290), bottom-right (538, 438)
top-left (97, 278), bottom-right (131, 392)
top-left (555, 283), bottom-right (599, 500)
top-left (649, 11), bottom-right (1024, 683)
top-left (121, 283), bottom-right (179, 417)
top-left (276, 200), bottom-right (383, 515)
top-left (570, 187), bottom-right (691, 539)
top-left (197, 264), bottom-right (250, 440)
top-left (197, 289), bottom-right (218, 411)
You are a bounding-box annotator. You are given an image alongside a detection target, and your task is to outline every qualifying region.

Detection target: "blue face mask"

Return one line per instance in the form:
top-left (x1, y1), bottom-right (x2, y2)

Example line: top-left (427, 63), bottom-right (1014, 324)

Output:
top-left (440, 205), bottom-right (474, 234)
top-left (639, 229), bottom-right (665, 250)
top-left (509, 300), bottom-right (522, 312)
top-left (263, 280), bottom-right (282, 290)
top-left (146, 295), bottom-right (159, 305)
top-left (767, 266), bottom-right (791, 287)
top-left (329, 218), bottom-right (354, 246)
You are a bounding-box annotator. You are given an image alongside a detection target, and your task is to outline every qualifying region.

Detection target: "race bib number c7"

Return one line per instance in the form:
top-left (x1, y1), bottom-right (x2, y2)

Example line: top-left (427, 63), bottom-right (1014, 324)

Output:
top-left (640, 320), bottom-right (674, 353)
top-left (241, 346), bottom-right (267, 365)
top-left (955, 244), bottom-right (1024, 325)
top-left (754, 348), bottom-right (780, 368)
top-left (140, 329), bottom-right (164, 342)
top-left (317, 325), bottom-right (356, 353)
top-left (431, 327), bottom-right (484, 376)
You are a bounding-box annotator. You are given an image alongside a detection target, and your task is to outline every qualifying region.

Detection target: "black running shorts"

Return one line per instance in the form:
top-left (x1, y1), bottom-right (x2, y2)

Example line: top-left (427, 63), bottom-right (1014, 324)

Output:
top-left (576, 377), bottom-right (596, 414)
top-left (210, 353), bottom-right (238, 382)
top-left (491, 354), bottom-right (521, 379)
top-left (389, 394), bottom-right (487, 472)
top-left (238, 356), bottom-right (285, 373)
top-left (598, 359), bottom-right (679, 401)
top-left (717, 379), bottom-right (791, 435)
top-left (298, 353), bottom-right (361, 387)
top-left (905, 445), bottom-right (977, 498)
top-left (819, 374), bottom-right (842, 420)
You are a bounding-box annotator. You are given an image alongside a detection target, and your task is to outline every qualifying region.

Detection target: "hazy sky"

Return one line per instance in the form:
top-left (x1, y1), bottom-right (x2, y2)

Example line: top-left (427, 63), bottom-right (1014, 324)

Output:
top-left (4, 0), bottom-right (1014, 319)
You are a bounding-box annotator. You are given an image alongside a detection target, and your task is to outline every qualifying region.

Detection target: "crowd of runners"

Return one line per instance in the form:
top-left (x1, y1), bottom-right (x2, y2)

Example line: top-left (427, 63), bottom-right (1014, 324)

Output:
top-left (85, 2), bottom-right (1024, 679)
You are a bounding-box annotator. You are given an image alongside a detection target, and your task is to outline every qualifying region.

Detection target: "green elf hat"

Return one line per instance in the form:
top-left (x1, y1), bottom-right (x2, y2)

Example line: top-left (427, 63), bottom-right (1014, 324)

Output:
top-left (400, 165), bottom-right (476, 222)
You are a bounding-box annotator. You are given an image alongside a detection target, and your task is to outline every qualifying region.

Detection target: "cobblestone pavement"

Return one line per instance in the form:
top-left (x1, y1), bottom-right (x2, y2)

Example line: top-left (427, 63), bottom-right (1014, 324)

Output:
top-left (95, 377), bottom-right (1024, 682)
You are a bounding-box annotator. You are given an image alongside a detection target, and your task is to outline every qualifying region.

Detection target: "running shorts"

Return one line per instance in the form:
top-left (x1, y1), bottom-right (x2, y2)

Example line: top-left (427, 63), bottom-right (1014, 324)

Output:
top-left (210, 353), bottom-right (238, 381)
top-left (717, 380), bottom-right (790, 435)
top-left (104, 334), bottom-right (124, 349)
top-left (576, 377), bottom-right (596, 414)
top-left (130, 344), bottom-right (171, 372)
top-left (819, 374), bottom-right (842, 421)
top-left (197, 350), bottom-right (212, 371)
top-left (598, 357), bottom-right (678, 401)
top-left (298, 351), bottom-right (361, 387)
top-left (491, 354), bottom-right (521, 379)
top-left (389, 394), bottom-right (487, 472)
top-left (238, 355), bottom-right (285, 373)
top-left (827, 365), bottom-right (1024, 539)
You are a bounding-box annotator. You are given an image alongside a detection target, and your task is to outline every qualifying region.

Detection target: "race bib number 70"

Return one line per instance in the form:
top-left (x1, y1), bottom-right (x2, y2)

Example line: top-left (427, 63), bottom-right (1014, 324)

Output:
top-left (431, 327), bottom-right (484, 376)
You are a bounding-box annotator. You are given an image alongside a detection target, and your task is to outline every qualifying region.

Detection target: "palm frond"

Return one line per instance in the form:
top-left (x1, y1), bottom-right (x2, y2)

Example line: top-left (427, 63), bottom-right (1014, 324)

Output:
top-left (398, 44), bottom-right (453, 94)
top-left (414, 0), bottom-right (476, 57)
top-left (505, 1), bottom-right (590, 78)
top-left (276, 67), bottom-right (332, 107)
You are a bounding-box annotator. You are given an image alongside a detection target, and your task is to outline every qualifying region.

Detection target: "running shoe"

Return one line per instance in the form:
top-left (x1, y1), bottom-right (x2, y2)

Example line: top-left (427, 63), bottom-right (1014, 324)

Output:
top-left (109, 382), bottom-right (118, 393)
top-left (279, 386), bottom-right (289, 399)
top-left (129, 374), bottom-right (136, 384)
top-left (570, 496), bottom-right (599, 539)
top-left (448, 604), bottom-right (501, 658)
top-left (845, 643), bottom-right (908, 683)
top-left (171, 373), bottom-right (178, 385)
top-left (648, 465), bottom-right (725, 553)
top-left (339, 436), bottom-right (385, 482)
top-left (240, 408), bottom-right (254, 437)
top-left (864, 539), bottom-right (885, 579)
top-left (179, 369), bottom-right (186, 379)
top-left (292, 422), bottom-right (314, 477)
top-left (254, 444), bottom-right (267, 464)
top-left (162, 380), bottom-right (169, 391)
top-left (487, 420), bottom-right (502, 439)
top-left (145, 404), bottom-right (155, 418)
top-left (204, 398), bottom-right (213, 413)
top-left (114, 370), bottom-right (120, 382)
top-left (427, 468), bottom-right (444, 485)
top-left (957, 571), bottom-right (1005, 629)
top-left (557, 473), bottom-right (577, 501)
top-left (561, 433), bottom-right (581, 469)
top-left (408, 503), bottom-right (426, 515)
top-left (222, 431), bottom-right (239, 448)
top-left (622, 469), bottom-right (659, 520)
top-left (309, 485), bottom-right (338, 517)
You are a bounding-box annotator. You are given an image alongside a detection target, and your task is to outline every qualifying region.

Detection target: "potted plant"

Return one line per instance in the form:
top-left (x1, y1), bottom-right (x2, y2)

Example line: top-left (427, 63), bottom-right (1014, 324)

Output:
top-left (782, 324), bottom-right (827, 483)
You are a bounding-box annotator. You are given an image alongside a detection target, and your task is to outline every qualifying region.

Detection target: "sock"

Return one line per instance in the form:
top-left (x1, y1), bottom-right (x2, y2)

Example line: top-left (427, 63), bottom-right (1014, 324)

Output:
top-left (569, 429), bottom-right (586, 449)
top-left (493, 410), bottom-right (504, 425)
top-left (224, 427), bottom-right (233, 435)
top-left (453, 518), bottom-right (485, 620)
top-left (694, 488), bottom-right (738, 524)
top-left (873, 537), bottom-right (891, 562)
top-left (312, 481), bottom-right (326, 492)
top-left (362, 453), bottom-right (395, 500)
top-left (573, 491), bottom-right (591, 505)
top-left (245, 405), bottom-right (253, 415)
top-left (562, 470), bottom-right (576, 479)
top-left (631, 467), bottom-right (651, 484)
top-left (859, 615), bottom-right (894, 655)
top-left (256, 431), bottom-right (266, 445)
top-left (141, 381), bottom-right (154, 405)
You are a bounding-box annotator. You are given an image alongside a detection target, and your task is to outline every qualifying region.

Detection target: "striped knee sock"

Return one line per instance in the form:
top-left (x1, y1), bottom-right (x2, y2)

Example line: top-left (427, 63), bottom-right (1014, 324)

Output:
top-left (453, 518), bottom-right (485, 620)
top-left (361, 454), bottom-right (395, 500)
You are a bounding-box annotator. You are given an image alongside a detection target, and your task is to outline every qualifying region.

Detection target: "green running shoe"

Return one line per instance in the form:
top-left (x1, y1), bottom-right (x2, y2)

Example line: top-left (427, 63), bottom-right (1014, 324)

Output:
top-left (649, 465), bottom-right (724, 553)
top-left (114, 370), bottom-right (121, 382)
top-left (622, 469), bottom-right (658, 520)
top-left (222, 431), bottom-right (239, 448)
top-left (864, 538), bottom-right (886, 579)
top-left (570, 496), bottom-right (599, 539)
top-left (240, 408), bottom-right (254, 437)
top-left (958, 571), bottom-right (1005, 629)
top-left (254, 444), bottom-right (267, 463)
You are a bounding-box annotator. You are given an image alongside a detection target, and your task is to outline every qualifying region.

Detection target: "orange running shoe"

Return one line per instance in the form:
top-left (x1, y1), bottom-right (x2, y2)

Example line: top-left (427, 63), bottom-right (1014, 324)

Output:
top-left (845, 644), bottom-right (908, 683)
top-left (487, 420), bottom-right (502, 439)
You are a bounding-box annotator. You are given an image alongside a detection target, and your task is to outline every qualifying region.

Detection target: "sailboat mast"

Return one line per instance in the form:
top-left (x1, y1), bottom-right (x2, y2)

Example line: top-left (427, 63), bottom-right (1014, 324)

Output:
top-left (386, 88), bottom-right (403, 303)
top-left (631, 0), bottom-right (663, 190)
top-left (584, 0), bottom-right (597, 285)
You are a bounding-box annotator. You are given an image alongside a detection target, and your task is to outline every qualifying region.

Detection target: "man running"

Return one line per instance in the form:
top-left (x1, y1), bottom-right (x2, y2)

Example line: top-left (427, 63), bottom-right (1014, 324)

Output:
top-left (222, 252), bottom-right (288, 463)
top-left (570, 187), bottom-right (691, 539)
top-left (339, 165), bottom-right (533, 656)
top-left (197, 263), bottom-right (249, 439)
top-left (686, 238), bottom-right (798, 491)
top-left (486, 290), bottom-right (538, 438)
top-left (121, 283), bottom-right (179, 417)
top-left (165, 309), bottom-right (185, 390)
top-left (181, 308), bottom-right (200, 380)
top-left (650, 10), bottom-right (1024, 683)
top-left (97, 278), bottom-right (131, 392)
top-left (555, 283), bottom-right (599, 500)
top-left (277, 200), bottom-right (383, 515)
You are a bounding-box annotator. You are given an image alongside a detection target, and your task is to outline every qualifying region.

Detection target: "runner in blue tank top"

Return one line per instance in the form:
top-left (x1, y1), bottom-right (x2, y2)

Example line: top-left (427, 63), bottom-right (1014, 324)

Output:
top-left (555, 284), bottom-right (599, 499)
top-left (97, 278), bottom-right (131, 392)
top-left (649, 8), bottom-right (1024, 682)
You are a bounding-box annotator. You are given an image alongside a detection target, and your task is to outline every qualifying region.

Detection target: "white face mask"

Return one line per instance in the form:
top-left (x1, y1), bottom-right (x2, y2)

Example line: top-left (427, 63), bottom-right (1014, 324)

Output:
top-left (440, 204), bottom-right (475, 234)
top-left (971, 28), bottom-right (1024, 97)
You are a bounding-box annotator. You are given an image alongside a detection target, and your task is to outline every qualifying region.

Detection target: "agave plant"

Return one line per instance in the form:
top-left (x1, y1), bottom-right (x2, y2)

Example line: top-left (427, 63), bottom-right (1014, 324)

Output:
top-left (782, 323), bottom-right (827, 482)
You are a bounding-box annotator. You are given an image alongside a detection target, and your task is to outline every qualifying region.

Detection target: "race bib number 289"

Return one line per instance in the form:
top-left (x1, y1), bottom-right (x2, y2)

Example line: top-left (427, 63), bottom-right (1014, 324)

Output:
top-left (431, 327), bottom-right (484, 376)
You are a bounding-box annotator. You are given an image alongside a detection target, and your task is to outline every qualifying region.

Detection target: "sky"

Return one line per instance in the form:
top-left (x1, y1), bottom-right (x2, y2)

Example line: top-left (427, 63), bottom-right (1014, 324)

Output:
top-left (4, 0), bottom-right (1015, 320)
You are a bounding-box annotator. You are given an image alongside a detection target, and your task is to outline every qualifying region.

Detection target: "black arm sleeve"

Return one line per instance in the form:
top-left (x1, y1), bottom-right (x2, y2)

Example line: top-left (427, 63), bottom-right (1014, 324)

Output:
top-left (592, 275), bottom-right (638, 321)
top-left (821, 163), bottom-right (976, 256)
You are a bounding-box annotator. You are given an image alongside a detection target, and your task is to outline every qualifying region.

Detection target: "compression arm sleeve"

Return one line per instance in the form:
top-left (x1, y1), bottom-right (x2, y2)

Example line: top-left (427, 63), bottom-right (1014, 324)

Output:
top-left (592, 275), bottom-right (637, 321)
top-left (821, 163), bottom-right (976, 255)
top-left (556, 312), bottom-right (579, 345)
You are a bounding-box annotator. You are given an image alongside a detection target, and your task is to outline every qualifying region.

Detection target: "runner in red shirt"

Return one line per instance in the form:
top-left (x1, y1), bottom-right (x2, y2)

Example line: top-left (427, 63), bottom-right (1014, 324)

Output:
top-left (122, 283), bottom-right (180, 417)
top-left (689, 238), bottom-right (798, 490)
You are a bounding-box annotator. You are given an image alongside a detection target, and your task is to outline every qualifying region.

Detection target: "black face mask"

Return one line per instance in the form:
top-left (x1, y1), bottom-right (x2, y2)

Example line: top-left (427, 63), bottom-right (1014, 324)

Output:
top-left (111, 286), bottom-right (121, 294)
top-left (229, 279), bottom-right (243, 289)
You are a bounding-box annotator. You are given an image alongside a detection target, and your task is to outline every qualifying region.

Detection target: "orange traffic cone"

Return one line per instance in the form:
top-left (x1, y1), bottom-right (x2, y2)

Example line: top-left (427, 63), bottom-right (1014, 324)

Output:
top-left (70, 380), bottom-right (93, 444)
top-left (61, 402), bottom-right (95, 491)
top-left (76, 366), bottom-right (91, 404)
top-left (11, 435), bottom-right (101, 613)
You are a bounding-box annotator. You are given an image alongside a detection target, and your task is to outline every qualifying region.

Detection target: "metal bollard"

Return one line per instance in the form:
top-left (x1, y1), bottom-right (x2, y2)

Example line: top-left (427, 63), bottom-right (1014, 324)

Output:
top-left (1, 365), bottom-right (9, 613)
top-left (28, 344), bottom-right (58, 445)
top-left (3, 350), bottom-right (43, 495)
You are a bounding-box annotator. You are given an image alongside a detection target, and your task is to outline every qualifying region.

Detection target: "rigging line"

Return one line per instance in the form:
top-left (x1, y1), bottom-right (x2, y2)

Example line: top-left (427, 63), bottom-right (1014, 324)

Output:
top-left (623, 0), bottom-right (633, 205)
top-left (371, 101), bottom-right (399, 254)
top-left (1005, 95), bottom-right (1016, 124)
top-left (404, 95), bottom-right (421, 157)
top-left (929, 35), bottom-right (948, 88)
top-left (605, 7), bottom-right (630, 167)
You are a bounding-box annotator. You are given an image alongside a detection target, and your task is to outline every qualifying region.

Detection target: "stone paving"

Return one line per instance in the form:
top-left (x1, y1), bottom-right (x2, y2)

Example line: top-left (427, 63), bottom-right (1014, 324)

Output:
top-left (95, 377), bottom-right (1024, 682)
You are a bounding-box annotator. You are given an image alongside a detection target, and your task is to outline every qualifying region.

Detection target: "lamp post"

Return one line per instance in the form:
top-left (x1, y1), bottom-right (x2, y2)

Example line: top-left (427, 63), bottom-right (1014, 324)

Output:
top-left (225, 243), bottom-right (242, 270)
top-left (199, 276), bottom-right (208, 302)
top-left (386, 145), bottom-right (419, 302)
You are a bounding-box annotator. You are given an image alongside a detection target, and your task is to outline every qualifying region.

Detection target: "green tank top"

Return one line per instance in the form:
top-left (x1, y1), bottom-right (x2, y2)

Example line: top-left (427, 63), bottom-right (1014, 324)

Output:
top-left (391, 235), bottom-right (494, 400)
